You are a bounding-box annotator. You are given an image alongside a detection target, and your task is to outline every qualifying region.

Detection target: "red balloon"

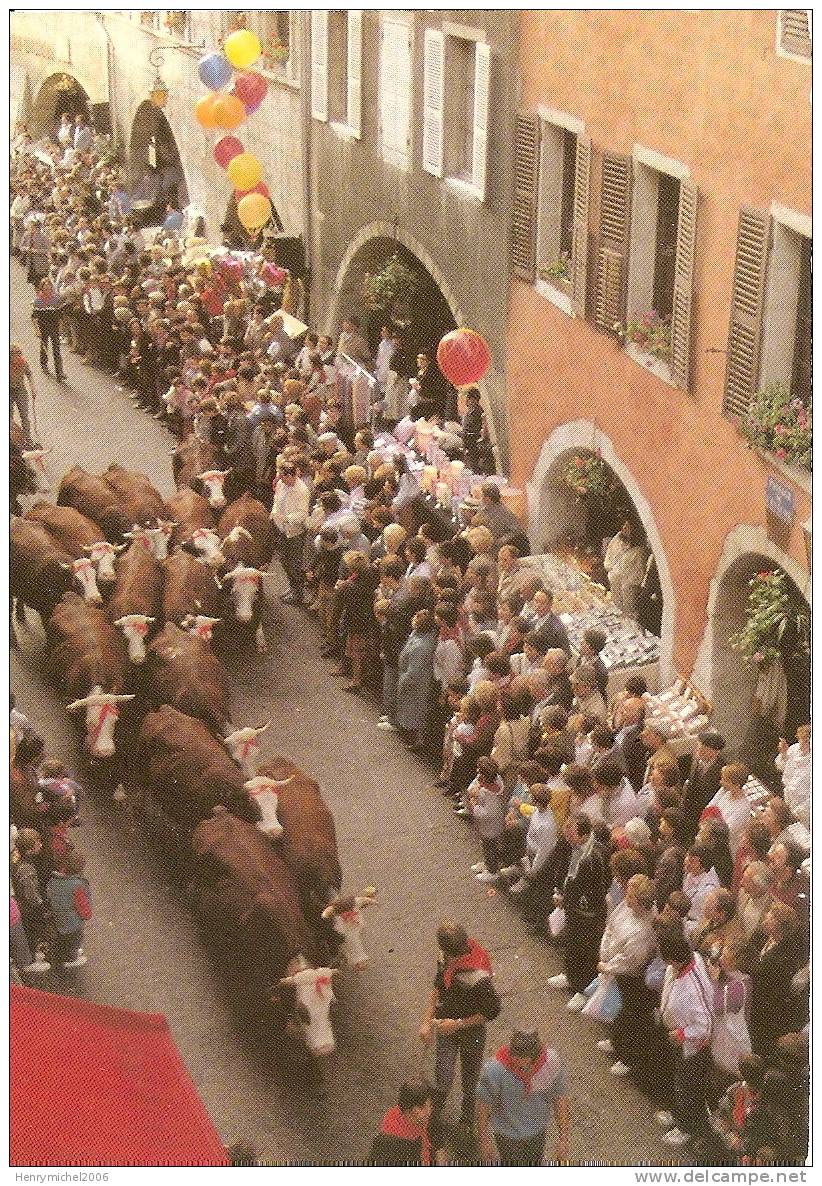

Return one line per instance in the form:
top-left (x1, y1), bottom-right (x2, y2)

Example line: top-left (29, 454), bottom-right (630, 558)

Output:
top-left (213, 136), bottom-right (244, 169)
top-left (234, 181), bottom-right (270, 200)
top-left (436, 328), bottom-right (492, 387)
top-left (233, 71), bottom-right (267, 109)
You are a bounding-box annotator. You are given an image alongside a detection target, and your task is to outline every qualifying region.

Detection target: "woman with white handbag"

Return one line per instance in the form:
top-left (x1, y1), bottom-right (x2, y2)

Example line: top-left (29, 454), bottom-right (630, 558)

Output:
top-left (707, 938), bottom-right (752, 1078)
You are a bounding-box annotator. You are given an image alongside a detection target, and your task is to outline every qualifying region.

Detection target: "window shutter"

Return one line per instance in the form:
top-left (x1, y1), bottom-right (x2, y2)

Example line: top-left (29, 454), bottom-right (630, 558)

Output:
top-left (471, 42), bottom-right (491, 201)
top-left (594, 152), bottom-right (632, 334)
top-left (511, 114), bottom-right (539, 281)
top-left (422, 28), bottom-right (444, 178)
top-left (670, 179), bottom-right (698, 390)
top-left (780, 10), bottom-right (812, 58)
top-left (571, 133), bottom-right (591, 318)
top-left (380, 19), bottom-right (411, 168)
top-left (723, 207), bottom-right (771, 419)
top-left (311, 10), bottom-right (328, 123)
top-left (347, 11), bottom-right (362, 138)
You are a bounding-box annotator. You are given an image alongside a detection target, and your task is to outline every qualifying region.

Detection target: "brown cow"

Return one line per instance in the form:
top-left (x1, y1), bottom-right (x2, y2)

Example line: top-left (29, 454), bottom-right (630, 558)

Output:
top-left (190, 807), bottom-right (338, 1055)
top-left (24, 502), bottom-right (123, 586)
top-left (166, 488), bottom-right (215, 547)
top-left (11, 518), bottom-right (78, 623)
top-left (101, 464), bottom-right (168, 528)
top-left (145, 623), bottom-right (231, 734)
top-left (137, 706), bottom-right (252, 829)
top-left (217, 493), bottom-right (275, 570)
top-left (161, 551), bottom-right (222, 624)
top-left (57, 466), bottom-right (130, 541)
top-left (173, 438), bottom-right (231, 509)
top-left (106, 540), bottom-right (163, 664)
top-left (255, 759), bottom-right (342, 901)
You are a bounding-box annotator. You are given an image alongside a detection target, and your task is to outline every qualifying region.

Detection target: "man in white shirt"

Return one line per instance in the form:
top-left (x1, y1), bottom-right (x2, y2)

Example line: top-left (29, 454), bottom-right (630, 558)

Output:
top-left (508, 784), bottom-right (559, 920)
top-left (270, 461), bottom-right (310, 605)
top-left (776, 724), bottom-right (811, 829)
top-left (681, 846), bottom-right (721, 937)
top-left (591, 761), bottom-right (638, 828)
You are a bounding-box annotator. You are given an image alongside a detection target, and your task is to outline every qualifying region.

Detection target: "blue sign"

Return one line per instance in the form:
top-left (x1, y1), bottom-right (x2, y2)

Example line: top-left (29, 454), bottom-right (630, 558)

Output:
top-left (766, 475), bottom-right (796, 525)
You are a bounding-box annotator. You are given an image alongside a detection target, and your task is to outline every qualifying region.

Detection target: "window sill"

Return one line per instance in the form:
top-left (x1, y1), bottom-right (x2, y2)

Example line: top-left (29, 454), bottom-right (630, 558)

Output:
top-left (535, 278), bottom-right (574, 317)
top-left (260, 67), bottom-right (301, 91)
top-left (329, 121), bottom-right (360, 142)
top-left (624, 340), bottom-right (675, 387)
top-left (756, 448), bottom-right (812, 496)
top-left (443, 176), bottom-right (483, 204)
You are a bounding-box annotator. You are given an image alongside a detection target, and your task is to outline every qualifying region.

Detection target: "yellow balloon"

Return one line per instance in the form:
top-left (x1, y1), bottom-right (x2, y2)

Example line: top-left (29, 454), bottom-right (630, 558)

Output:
top-left (237, 192), bottom-right (272, 231)
top-left (224, 28), bottom-right (261, 70)
top-left (227, 152), bottom-right (262, 192)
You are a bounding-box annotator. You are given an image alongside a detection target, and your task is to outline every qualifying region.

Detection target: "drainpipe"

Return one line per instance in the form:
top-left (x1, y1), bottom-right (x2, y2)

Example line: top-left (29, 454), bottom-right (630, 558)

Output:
top-left (94, 13), bottom-right (117, 153)
top-left (299, 11), bottom-right (314, 320)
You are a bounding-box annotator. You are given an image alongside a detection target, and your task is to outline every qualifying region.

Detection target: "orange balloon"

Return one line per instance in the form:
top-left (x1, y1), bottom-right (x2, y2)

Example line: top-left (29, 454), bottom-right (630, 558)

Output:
top-left (212, 93), bottom-right (246, 130)
top-left (195, 93), bottom-right (221, 129)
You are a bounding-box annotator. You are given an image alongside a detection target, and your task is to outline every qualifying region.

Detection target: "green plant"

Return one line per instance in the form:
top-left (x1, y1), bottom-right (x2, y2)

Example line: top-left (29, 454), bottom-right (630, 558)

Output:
top-left (539, 254), bottom-right (570, 283)
top-left (738, 381), bottom-right (812, 471)
top-left (729, 569), bottom-right (810, 664)
top-left (261, 39), bottom-right (290, 65)
top-left (362, 254), bottom-right (421, 312)
top-left (562, 451), bottom-right (618, 498)
top-left (624, 309), bottom-right (671, 361)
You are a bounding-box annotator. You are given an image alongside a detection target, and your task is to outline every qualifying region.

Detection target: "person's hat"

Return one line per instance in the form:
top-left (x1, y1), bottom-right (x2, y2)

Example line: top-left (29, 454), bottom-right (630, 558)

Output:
top-left (317, 431), bottom-right (338, 444)
top-left (509, 1030), bottom-right (542, 1059)
top-left (698, 730), bottom-right (725, 752)
top-left (623, 817), bottom-right (652, 848)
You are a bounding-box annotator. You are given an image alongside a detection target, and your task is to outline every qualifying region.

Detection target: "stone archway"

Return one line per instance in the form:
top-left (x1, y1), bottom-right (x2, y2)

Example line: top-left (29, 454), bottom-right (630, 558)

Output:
top-left (691, 524), bottom-right (811, 755)
top-left (128, 101), bottom-right (189, 224)
top-left (526, 419), bottom-right (676, 684)
top-left (30, 73), bottom-right (91, 139)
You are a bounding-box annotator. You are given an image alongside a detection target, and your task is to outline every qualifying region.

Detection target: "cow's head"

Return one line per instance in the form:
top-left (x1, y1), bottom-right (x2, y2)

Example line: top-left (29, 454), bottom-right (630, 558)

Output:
top-left (114, 614), bottom-right (155, 664)
top-left (180, 613), bottom-right (222, 642)
top-left (62, 556), bottom-right (103, 604)
top-left (21, 448), bottom-right (52, 492)
top-left (66, 686), bottom-right (135, 758)
top-left (197, 468), bottom-right (231, 509)
top-left (321, 888), bottom-right (377, 970)
top-left (223, 524), bottom-right (253, 547)
top-left (223, 564), bottom-right (268, 622)
top-left (277, 955), bottom-right (337, 1056)
top-left (243, 774), bottom-right (292, 838)
top-left (123, 523), bottom-right (171, 560)
top-left (186, 527), bottom-right (225, 568)
top-left (83, 540), bottom-right (125, 584)
top-left (223, 721), bottom-right (269, 776)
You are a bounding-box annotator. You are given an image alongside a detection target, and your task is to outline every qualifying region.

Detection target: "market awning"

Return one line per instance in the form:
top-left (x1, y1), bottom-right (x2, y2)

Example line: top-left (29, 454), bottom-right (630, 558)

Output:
top-left (11, 985), bottom-right (228, 1166)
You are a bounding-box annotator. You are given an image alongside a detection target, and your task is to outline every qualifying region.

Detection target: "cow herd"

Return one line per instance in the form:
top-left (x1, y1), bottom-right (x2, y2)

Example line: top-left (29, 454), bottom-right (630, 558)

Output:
top-left (10, 447), bottom-right (376, 1057)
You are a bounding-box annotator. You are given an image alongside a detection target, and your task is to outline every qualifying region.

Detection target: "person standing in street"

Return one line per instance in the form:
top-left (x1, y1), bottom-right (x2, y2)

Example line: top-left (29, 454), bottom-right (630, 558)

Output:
top-left (419, 923), bottom-right (501, 1137)
top-left (476, 1028), bottom-right (571, 1165)
top-left (10, 343), bottom-right (37, 445)
top-left (270, 460), bottom-right (310, 605)
top-left (367, 1079), bottom-right (446, 1166)
top-left (31, 277), bottom-right (66, 381)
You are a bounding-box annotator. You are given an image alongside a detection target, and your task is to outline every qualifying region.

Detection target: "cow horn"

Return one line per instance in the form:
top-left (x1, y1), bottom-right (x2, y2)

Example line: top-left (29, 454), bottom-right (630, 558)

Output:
top-left (254, 721), bottom-right (271, 734)
top-left (320, 904), bottom-right (336, 920)
top-left (65, 697), bottom-right (91, 711)
top-left (113, 542), bottom-right (128, 553)
top-left (278, 974), bottom-right (295, 986)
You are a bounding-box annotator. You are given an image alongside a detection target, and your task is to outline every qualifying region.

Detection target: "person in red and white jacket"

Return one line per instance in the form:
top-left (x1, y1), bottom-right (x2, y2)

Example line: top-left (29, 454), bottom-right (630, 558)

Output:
top-left (655, 929), bottom-right (714, 1148)
top-left (45, 849), bottom-right (92, 969)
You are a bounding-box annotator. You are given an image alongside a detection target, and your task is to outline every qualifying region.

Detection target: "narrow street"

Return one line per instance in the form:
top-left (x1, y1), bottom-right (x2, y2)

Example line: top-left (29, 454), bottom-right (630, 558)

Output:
top-left (11, 259), bottom-right (681, 1165)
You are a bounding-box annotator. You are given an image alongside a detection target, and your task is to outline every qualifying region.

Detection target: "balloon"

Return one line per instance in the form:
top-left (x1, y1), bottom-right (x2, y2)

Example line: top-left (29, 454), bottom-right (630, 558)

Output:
top-left (163, 210), bottom-right (184, 231)
top-left (234, 181), bottom-right (269, 200)
top-left (195, 93), bottom-right (221, 129)
top-left (198, 51), bottom-right (233, 91)
top-left (233, 71), bottom-right (267, 109)
top-left (212, 93), bottom-right (246, 130)
top-left (213, 135), bottom-right (244, 168)
top-left (224, 28), bottom-right (261, 69)
top-left (227, 152), bottom-right (262, 191)
top-left (243, 95), bottom-right (264, 116)
top-left (436, 328), bottom-right (492, 387)
top-left (237, 192), bottom-right (272, 231)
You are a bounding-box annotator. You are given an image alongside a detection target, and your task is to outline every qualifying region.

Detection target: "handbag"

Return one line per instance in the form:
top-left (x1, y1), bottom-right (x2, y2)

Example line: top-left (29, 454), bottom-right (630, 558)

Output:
top-left (711, 982), bottom-right (751, 1075)
top-left (581, 973), bottom-right (623, 1023)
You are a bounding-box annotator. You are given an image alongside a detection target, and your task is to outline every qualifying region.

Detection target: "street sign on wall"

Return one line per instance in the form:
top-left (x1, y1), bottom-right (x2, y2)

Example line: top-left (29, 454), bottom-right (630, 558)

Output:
top-left (765, 474), bottom-right (796, 525)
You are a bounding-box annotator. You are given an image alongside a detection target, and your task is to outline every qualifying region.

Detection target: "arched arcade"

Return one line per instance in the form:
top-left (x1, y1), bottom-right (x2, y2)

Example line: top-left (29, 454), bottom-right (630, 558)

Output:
top-left (128, 101), bottom-right (189, 225)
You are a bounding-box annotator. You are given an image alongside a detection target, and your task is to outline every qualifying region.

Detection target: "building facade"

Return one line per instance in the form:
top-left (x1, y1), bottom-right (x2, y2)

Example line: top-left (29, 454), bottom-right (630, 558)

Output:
top-left (506, 9), bottom-right (811, 745)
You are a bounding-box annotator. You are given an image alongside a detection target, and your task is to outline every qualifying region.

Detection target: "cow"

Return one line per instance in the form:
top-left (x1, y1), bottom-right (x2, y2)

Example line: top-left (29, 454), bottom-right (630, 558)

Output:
top-left (161, 551), bottom-right (222, 625)
top-left (197, 468), bottom-right (232, 510)
top-left (165, 488), bottom-right (215, 548)
top-left (180, 614), bottom-right (222, 643)
top-left (321, 889), bottom-right (378, 970)
top-left (172, 437), bottom-right (231, 509)
top-left (183, 527), bottom-right (225, 568)
top-left (101, 464), bottom-right (168, 528)
top-left (11, 438), bottom-right (39, 515)
top-left (65, 686), bottom-right (136, 760)
top-left (190, 807), bottom-right (338, 1056)
top-left (137, 706), bottom-right (253, 830)
top-left (106, 540), bottom-right (164, 663)
top-left (219, 564), bottom-right (272, 654)
top-left (217, 494), bottom-right (275, 570)
top-left (256, 759), bottom-right (343, 905)
top-left (145, 623), bottom-right (231, 735)
top-left (243, 774), bottom-right (289, 837)
top-left (224, 722), bottom-right (269, 778)
top-left (20, 448), bottom-right (52, 494)
top-left (11, 519), bottom-right (89, 628)
top-left (57, 466), bottom-right (134, 541)
top-left (24, 502), bottom-right (122, 585)
top-left (121, 520), bottom-right (176, 561)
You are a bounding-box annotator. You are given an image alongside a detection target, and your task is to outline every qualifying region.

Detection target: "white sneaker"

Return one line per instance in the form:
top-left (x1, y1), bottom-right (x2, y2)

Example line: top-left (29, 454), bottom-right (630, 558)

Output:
top-left (597, 1039), bottom-right (614, 1054)
top-left (566, 992), bottom-right (587, 1012)
top-left (62, 952), bottom-right (87, 969)
top-left (471, 862), bottom-right (488, 874)
top-left (546, 973), bottom-right (569, 990)
top-left (454, 807), bottom-right (470, 817)
top-left (375, 720), bottom-right (396, 731)
top-left (22, 959), bottom-right (51, 974)
top-left (662, 1127), bottom-right (690, 1147)
top-left (508, 878), bottom-right (528, 894)
top-left (610, 1061), bottom-right (631, 1076)
top-left (655, 1111), bottom-right (675, 1129)
top-left (475, 871), bottom-right (499, 883)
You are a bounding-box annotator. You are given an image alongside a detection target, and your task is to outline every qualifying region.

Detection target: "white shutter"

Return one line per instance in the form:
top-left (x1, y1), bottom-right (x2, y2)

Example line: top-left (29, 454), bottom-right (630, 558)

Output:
top-left (471, 42), bottom-right (491, 201)
top-left (380, 19), bottom-right (411, 168)
top-left (311, 10), bottom-right (328, 123)
top-left (347, 11), bottom-right (362, 138)
top-left (422, 28), bottom-right (444, 178)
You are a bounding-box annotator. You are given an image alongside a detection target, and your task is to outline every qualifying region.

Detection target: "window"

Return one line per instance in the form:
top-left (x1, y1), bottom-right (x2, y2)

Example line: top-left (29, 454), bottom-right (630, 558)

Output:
top-left (443, 36), bottom-right (474, 181)
top-left (792, 236), bottom-right (811, 406)
top-left (241, 11), bottom-right (300, 82)
top-left (311, 10), bottom-right (328, 121)
top-left (537, 123), bottom-right (577, 287)
top-left (777, 10), bottom-right (812, 61)
top-left (325, 12), bottom-right (362, 137)
top-left (422, 28), bottom-right (489, 200)
top-left (379, 17), bottom-right (412, 169)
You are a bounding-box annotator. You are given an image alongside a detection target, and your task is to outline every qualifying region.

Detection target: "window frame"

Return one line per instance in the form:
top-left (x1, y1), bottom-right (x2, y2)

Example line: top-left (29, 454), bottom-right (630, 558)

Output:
top-left (776, 9), bottom-right (812, 63)
top-left (534, 106), bottom-right (586, 317)
top-left (379, 14), bottom-right (413, 171)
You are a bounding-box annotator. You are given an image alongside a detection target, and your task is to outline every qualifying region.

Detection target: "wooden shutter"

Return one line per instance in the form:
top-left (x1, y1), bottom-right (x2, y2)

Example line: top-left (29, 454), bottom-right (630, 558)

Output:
top-left (471, 42), bottom-right (491, 201)
top-left (670, 178), bottom-right (698, 390)
top-left (780, 10), bottom-right (812, 58)
top-left (311, 10), bottom-right (328, 123)
top-left (511, 114), bottom-right (539, 281)
top-left (380, 19), bottom-right (411, 168)
top-left (422, 28), bottom-right (444, 177)
top-left (723, 207), bottom-right (771, 419)
top-left (347, 11), bottom-right (362, 138)
top-left (571, 133), bottom-right (591, 318)
top-left (594, 152), bottom-right (632, 333)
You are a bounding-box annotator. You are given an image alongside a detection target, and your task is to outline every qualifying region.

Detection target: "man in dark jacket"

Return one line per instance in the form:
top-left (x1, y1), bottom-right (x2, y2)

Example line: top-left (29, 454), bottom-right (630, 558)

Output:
top-left (680, 731), bottom-right (725, 839)
top-left (615, 696), bottom-right (649, 794)
top-left (368, 1079), bottom-right (444, 1166)
top-left (419, 924), bottom-right (501, 1136)
top-left (547, 813), bottom-right (608, 1010)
